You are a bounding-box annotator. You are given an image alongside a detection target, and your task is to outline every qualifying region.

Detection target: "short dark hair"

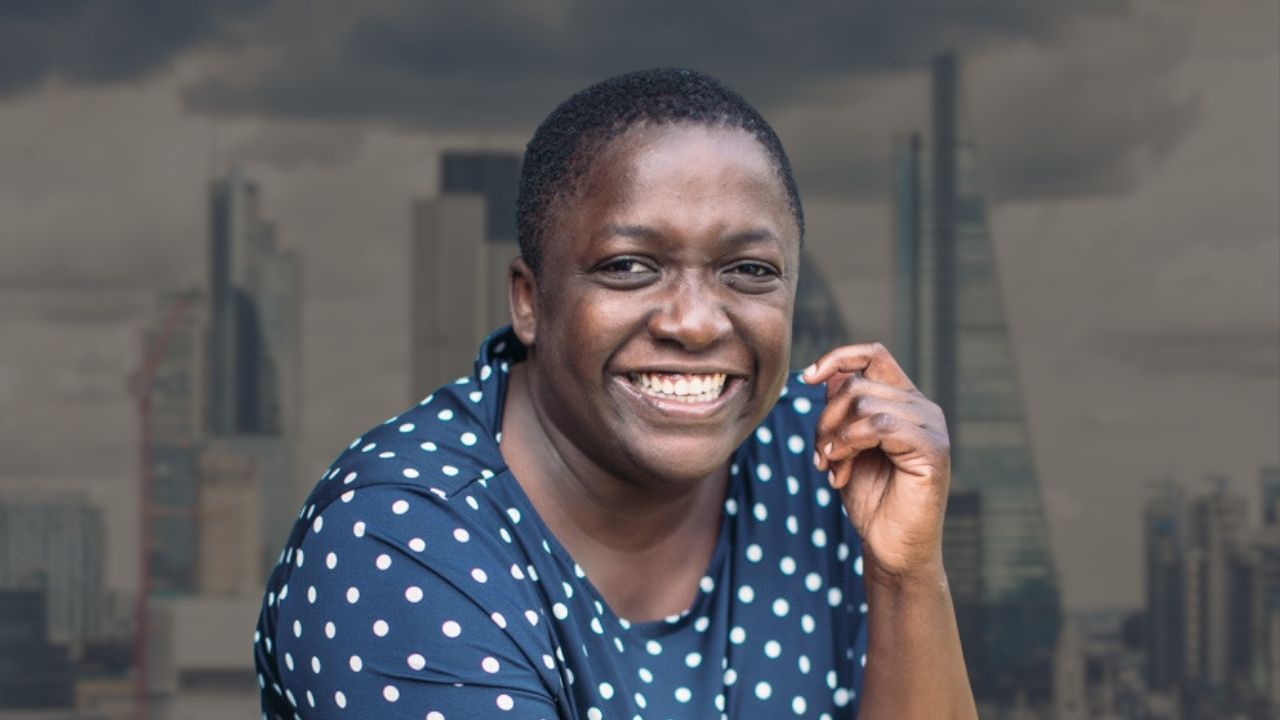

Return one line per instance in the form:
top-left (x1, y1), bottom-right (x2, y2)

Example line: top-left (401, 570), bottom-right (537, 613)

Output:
top-left (516, 68), bottom-right (804, 274)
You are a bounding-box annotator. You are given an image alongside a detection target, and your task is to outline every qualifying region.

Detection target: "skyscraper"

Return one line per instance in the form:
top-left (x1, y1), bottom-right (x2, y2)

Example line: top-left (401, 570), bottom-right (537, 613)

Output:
top-left (411, 151), bottom-right (522, 396)
top-left (1143, 480), bottom-right (1187, 691)
top-left (892, 52), bottom-right (1061, 702)
top-left (205, 169), bottom-right (301, 571)
top-left (0, 490), bottom-right (106, 655)
top-left (1262, 465), bottom-right (1280, 528)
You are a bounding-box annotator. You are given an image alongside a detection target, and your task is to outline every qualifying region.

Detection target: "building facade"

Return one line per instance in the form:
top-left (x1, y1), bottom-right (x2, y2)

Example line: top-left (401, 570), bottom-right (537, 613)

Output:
top-left (892, 52), bottom-right (1062, 703)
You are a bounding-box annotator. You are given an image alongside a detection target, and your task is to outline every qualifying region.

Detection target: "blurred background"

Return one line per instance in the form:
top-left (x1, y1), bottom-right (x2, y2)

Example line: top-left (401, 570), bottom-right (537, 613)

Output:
top-left (0, 1), bottom-right (1276, 718)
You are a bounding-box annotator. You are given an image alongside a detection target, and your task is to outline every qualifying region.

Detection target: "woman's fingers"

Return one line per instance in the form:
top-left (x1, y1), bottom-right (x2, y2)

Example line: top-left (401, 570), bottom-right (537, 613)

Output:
top-left (802, 343), bottom-right (917, 393)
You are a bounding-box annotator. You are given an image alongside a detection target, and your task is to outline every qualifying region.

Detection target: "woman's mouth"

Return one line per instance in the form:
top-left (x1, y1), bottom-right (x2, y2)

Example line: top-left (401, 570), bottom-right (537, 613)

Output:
top-left (627, 372), bottom-right (727, 403)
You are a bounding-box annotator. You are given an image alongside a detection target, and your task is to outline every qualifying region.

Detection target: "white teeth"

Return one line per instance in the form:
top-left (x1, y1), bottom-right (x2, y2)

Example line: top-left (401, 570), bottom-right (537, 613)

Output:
top-left (629, 372), bottom-right (728, 402)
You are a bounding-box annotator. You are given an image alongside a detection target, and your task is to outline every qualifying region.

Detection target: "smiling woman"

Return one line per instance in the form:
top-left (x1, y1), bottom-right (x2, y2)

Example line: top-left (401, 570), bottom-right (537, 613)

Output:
top-left (254, 69), bottom-right (977, 719)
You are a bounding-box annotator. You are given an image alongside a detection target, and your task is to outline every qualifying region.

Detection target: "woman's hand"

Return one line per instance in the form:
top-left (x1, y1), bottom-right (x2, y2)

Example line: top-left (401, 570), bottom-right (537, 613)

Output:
top-left (803, 343), bottom-right (951, 588)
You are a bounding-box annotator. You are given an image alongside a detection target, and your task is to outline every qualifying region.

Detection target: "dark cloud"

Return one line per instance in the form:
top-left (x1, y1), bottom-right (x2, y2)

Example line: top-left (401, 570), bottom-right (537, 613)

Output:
top-left (0, 0), bottom-right (265, 96)
top-left (178, 0), bottom-right (1126, 130)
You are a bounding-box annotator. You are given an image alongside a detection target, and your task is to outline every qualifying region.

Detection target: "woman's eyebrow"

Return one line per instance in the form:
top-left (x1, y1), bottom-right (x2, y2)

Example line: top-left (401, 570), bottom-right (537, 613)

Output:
top-left (594, 224), bottom-right (781, 247)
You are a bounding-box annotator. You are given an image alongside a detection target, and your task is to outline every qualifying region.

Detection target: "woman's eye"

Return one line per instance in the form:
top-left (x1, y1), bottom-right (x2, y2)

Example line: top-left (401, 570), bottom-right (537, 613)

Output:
top-left (729, 262), bottom-right (778, 278)
top-left (599, 258), bottom-right (654, 276)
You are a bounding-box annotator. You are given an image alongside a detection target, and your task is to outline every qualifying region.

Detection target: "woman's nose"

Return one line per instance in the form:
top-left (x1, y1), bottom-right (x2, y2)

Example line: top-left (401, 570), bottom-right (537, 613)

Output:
top-left (646, 276), bottom-right (732, 351)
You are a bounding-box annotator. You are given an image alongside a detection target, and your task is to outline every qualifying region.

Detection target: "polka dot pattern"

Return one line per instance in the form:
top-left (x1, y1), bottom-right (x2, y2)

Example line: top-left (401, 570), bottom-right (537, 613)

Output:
top-left (255, 329), bottom-right (866, 719)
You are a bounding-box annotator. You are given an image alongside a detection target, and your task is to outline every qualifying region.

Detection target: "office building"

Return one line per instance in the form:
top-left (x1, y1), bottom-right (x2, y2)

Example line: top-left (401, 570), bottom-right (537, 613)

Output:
top-left (0, 491), bottom-right (105, 655)
top-left (892, 52), bottom-right (1061, 701)
top-left (1143, 481), bottom-right (1187, 691)
top-left (411, 151), bottom-right (522, 396)
top-left (0, 589), bottom-right (75, 709)
top-left (196, 443), bottom-right (262, 597)
top-left (1262, 466), bottom-right (1280, 528)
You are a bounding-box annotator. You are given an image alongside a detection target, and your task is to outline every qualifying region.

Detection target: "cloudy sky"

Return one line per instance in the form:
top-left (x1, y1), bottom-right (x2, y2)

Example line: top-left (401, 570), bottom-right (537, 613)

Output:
top-left (0, 0), bottom-right (1276, 611)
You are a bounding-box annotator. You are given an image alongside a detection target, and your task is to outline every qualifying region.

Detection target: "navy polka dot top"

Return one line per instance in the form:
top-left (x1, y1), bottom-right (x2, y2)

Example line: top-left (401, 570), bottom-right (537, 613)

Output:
top-left (255, 328), bottom-right (868, 719)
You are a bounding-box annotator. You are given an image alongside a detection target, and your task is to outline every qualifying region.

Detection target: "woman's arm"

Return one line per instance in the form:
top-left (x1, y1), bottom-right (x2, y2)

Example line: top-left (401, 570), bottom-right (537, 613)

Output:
top-left (804, 344), bottom-right (978, 719)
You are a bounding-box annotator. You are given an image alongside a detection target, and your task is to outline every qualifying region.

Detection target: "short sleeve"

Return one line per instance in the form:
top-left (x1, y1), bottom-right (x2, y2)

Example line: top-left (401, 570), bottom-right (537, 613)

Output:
top-left (262, 485), bottom-right (560, 719)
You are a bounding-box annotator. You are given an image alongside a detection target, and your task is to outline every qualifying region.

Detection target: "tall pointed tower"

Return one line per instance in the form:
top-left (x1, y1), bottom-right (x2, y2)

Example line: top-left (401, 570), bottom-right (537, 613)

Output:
top-left (893, 52), bottom-right (1062, 704)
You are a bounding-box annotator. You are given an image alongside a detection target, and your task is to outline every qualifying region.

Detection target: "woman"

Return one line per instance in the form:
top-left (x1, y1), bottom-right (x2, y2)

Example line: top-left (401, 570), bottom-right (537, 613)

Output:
top-left (255, 68), bottom-right (976, 719)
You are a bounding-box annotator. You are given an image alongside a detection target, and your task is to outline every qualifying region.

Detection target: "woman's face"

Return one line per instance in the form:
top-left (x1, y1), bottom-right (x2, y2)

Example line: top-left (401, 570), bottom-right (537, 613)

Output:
top-left (519, 123), bottom-right (800, 488)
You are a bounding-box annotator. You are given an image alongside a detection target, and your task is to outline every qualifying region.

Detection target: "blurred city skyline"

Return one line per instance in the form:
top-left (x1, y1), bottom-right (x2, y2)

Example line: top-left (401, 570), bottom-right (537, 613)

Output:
top-left (0, 2), bottom-right (1276, 716)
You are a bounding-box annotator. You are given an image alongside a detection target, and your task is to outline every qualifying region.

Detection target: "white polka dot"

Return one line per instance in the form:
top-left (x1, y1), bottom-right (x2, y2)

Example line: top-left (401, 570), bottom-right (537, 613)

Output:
top-left (812, 528), bottom-right (828, 547)
top-left (461, 431), bottom-right (478, 446)
top-left (724, 668), bottom-right (738, 685)
top-left (399, 422), bottom-right (415, 433)
top-left (352, 521), bottom-right (366, 537)
top-left (373, 619), bottom-right (389, 636)
top-left (675, 687), bottom-right (692, 703)
top-left (311, 656), bottom-right (321, 673)
top-left (792, 696), bottom-right (808, 714)
top-left (590, 617), bottom-right (604, 634)
top-left (753, 503), bottom-right (768, 521)
top-left (453, 528), bottom-right (470, 543)
top-left (756, 426), bottom-right (773, 443)
top-left (284, 652), bottom-right (294, 670)
top-left (835, 687), bottom-right (851, 706)
top-left (307, 585), bottom-right (317, 603)
top-left (482, 656), bottom-right (500, 673)
top-left (292, 620), bottom-right (302, 638)
top-left (756, 463), bottom-right (772, 481)
top-left (409, 537), bottom-right (426, 552)
top-left (639, 667), bottom-right (654, 683)
top-left (491, 611), bottom-right (507, 628)
top-left (325, 552), bottom-right (338, 569)
top-left (755, 681), bottom-right (773, 700)
top-left (793, 397), bottom-right (812, 413)
top-left (786, 515), bottom-right (799, 534)
top-left (408, 653), bottom-right (426, 670)
top-left (340, 489), bottom-right (355, 503)
top-left (392, 499), bottom-right (409, 514)
top-left (645, 639), bottom-right (662, 655)
top-left (402, 467), bottom-right (420, 479)
top-left (746, 544), bottom-right (763, 562)
top-left (421, 441), bottom-right (437, 452)
top-left (805, 572), bottom-right (823, 591)
top-left (553, 603), bottom-right (569, 620)
top-left (376, 554), bottom-right (392, 570)
top-left (816, 487), bottom-right (832, 506)
top-left (828, 587), bottom-right (844, 607)
top-left (334, 691), bottom-right (347, 708)
top-left (442, 620), bottom-right (462, 637)
top-left (599, 681), bottom-right (615, 699)
top-left (437, 409), bottom-right (454, 421)
top-left (700, 575), bottom-right (715, 592)
top-left (471, 568), bottom-right (488, 583)
top-left (855, 555), bottom-right (864, 576)
top-left (442, 465), bottom-right (459, 476)
top-left (802, 614), bottom-right (816, 633)
top-left (730, 626), bottom-right (746, 644)
top-left (695, 616), bottom-right (710, 632)
top-left (773, 598), bottom-right (790, 616)
top-left (788, 435), bottom-right (805, 453)
top-left (324, 621), bottom-right (336, 638)
top-left (780, 556), bottom-right (797, 575)
top-left (405, 585), bottom-right (423, 603)
top-left (725, 498), bottom-right (739, 515)
top-left (587, 709), bottom-right (602, 720)
top-left (506, 507), bottom-right (522, 524)
top-left (496, 694), bottom-right (514, 711)
top-left (466, 495), bottom-right (480, 510)
top-left (481, 365), bottom-right (493, 381)
top-left (342, 471), bottom-right (357, 484)
top-left (861, 652), bottom-right (867, 667)
top-left (765, 640), bottom-right (782, 658)
top-left (525, 610), bottom-right (540, 626)
top-left (787, 476), bottom-right (800, 495)
top-left (798, 655), bottom-right (811, 673)
top-left (685, 652), bottom-right (702, 667)
top-left (349, 655), bottom-right (363, 672)
top-left (738, 585), bottom-right (755, 603)
top-left (312, 516), bottom-right (324, 533)
top-left (383, 685), bottom-right (399, 702)
top-left (635, 692), bottom-right (648, 708)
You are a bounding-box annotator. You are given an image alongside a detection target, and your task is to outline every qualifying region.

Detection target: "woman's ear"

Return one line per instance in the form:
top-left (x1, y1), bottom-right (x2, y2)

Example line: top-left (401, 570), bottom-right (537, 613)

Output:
top-left (508, 257), bottom-right (538, 347)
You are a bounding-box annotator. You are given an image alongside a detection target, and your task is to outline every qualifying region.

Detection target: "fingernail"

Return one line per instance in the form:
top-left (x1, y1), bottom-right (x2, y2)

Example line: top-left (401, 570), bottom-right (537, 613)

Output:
top-left (802, 364), bottom-right (817, 381)
top-left (828, 472), bottom-right (838, 488)
top-left (823, 442), bottom-right (833, 456)
top-left (813, 450), bottom-right (823, 470)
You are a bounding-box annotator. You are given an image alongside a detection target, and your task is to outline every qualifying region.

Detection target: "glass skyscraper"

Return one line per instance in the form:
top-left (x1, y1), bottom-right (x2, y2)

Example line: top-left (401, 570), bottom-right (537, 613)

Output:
top-left (893, 53), bottom-right (1062, 703)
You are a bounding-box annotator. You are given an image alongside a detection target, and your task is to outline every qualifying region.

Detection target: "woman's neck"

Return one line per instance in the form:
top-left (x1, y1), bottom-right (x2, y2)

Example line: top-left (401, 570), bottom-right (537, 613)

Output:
top-left (500, 361), bottom-right (729, 621)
